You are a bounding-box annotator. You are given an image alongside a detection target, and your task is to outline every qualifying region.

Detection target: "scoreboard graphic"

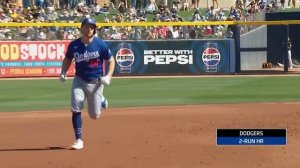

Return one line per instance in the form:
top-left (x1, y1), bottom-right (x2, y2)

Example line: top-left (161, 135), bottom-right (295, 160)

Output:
top-left (217, 129), bottom-right (287, 146)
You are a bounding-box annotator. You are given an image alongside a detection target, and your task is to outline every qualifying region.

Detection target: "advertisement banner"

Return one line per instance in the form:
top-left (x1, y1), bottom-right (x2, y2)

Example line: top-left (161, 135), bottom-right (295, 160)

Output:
top-left (0, 40), bottom-right (235, 77)
top-left (108, 39), bottom-right (235, 75)
top-left (0, 41), bottom-right (74, 77)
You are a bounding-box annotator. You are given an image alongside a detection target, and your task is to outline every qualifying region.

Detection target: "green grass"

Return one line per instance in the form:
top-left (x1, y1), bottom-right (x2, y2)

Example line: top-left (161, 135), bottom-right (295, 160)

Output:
top-left (93, 8), bottom-right (300, 23)
top-left (275, 8), bottom-right (300, 13)
top-left (94, 9), bottom-right (208, 22)
top-left (1, 76), bottom-right (300, 112)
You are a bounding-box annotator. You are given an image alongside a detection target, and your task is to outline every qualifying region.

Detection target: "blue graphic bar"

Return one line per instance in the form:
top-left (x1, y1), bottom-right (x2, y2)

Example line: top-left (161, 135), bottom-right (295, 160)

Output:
top-left (0, 62), bottom-right (62, 67)
top-left (217, 137), bottom-right (287, 145)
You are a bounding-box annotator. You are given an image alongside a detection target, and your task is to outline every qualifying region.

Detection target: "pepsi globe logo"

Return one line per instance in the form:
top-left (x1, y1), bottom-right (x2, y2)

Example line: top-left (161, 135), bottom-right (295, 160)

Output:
top-left (116, 48), bottom-right (135, 67)
top-left (202, 47), bottom-right (221, 66)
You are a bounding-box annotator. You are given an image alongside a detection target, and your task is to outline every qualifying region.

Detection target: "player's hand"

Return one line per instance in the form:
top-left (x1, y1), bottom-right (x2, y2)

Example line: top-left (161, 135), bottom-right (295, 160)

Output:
top-left (101, 75), bottom-right (111, 86)
top-left (59, 72), bottom-right (67, 82)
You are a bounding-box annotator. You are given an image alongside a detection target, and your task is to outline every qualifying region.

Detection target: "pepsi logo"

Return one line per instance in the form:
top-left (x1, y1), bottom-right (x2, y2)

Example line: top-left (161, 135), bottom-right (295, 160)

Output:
top-left (202, 47), bottom-right (221, 66)
top-left (116, 48), bottom-right (135, 67)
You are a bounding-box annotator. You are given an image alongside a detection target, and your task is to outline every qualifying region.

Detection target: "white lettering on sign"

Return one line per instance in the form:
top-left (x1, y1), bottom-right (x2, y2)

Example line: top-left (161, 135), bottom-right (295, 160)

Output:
top-left (20, 44), bottom-right (66, 60)
top-left (144, 50), bottom-right (193, 65)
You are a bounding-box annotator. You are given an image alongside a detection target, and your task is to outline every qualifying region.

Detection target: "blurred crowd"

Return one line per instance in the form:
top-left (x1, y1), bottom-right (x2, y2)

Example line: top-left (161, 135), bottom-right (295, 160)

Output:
top-left (0, 0), bottom-right (284, 40)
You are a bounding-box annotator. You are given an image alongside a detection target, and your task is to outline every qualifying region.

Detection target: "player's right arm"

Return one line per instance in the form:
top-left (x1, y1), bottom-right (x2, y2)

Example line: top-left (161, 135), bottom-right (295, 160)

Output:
top-left (59, 57), bottom-right (73, 82)
top-left (61, 57), bottom-right (73, 74)
top-left (59, 42), bottom-right (74, 82)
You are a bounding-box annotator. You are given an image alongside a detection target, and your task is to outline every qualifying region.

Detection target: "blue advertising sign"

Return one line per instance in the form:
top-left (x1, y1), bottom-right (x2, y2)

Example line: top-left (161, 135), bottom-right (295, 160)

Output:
top-left (107, 39), bottom-right (235, 75)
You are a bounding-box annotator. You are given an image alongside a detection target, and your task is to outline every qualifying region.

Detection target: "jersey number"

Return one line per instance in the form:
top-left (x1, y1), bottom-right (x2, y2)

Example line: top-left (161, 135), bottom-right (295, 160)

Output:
top-left (89, 59), bottom-right (99, 67)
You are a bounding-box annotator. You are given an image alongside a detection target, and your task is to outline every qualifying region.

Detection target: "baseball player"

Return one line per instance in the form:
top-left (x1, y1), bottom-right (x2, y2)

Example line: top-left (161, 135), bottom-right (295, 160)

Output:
top-left (59, 18), bottom-right (115, 150)
top-left (288, 37), bottom-right (293, 69)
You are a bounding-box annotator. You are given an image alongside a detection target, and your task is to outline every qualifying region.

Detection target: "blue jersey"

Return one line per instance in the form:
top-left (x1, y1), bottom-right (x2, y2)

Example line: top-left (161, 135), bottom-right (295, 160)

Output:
top-left (66, 37), bottom-right (112, 82)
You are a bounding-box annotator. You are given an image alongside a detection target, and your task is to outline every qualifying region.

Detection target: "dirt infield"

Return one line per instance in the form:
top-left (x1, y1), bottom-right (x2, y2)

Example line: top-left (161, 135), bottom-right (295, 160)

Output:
top-left (0, 103), bottom-right (300, 168)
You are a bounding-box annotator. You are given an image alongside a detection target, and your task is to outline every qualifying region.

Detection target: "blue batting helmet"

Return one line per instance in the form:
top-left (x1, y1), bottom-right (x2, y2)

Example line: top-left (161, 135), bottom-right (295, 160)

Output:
top-left (81, 18), bottom-right (97, 35)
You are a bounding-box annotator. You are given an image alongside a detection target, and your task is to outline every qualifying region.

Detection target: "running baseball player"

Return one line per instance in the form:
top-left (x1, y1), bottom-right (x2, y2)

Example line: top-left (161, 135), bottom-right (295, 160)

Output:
top-left (59, 18), bottom-right (115, 150)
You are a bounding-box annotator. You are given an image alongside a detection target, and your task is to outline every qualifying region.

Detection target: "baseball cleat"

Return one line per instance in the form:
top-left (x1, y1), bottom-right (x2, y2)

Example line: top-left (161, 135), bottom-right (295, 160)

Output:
top-left (101, 98), bottom-right (108, 109)
top-left (71, 139), bottom-right (84, 150)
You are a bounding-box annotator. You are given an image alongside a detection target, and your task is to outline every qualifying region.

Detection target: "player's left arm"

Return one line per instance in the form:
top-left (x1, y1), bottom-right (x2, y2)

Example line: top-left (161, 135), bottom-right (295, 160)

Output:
top-left (101, 45), bottom-right (115, 85)
top-left (106, 56), bottom-right (115, 78)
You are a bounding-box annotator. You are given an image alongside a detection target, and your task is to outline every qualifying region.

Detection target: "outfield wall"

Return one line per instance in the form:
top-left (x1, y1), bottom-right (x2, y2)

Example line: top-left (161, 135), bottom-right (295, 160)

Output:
top-left (109, 40), bottom-right (235, 75)
top-left (266, 12), bottom-right (300, 65)
top-left (240, 26), bottom-right (267, 70)
top-left (0, 39), bottom-right (235, 77)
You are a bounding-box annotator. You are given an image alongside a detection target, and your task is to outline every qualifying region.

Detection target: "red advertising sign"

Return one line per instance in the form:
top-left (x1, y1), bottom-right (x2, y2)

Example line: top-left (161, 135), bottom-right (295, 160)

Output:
top-left (0, 41), bottom-right (74, 77)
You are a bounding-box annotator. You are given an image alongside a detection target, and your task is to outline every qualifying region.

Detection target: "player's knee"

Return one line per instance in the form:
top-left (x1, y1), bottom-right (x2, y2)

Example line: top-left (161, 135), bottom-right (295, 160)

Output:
top-left (88, 112), bottom-right (101, 120)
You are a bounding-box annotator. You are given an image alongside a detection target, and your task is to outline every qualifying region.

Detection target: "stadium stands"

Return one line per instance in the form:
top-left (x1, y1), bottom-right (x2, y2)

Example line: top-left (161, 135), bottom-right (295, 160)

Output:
top-left (0, 0), bottom-right (294, 40)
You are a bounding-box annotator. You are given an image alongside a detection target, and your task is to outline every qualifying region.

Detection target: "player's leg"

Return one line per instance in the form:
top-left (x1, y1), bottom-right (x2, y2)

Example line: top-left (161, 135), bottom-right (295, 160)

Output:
top-left (102, 97), bottom-right (108, 109)
top-left (288, 50), bottom-right (293, 69)
top-left (86, 83), bottom-right (105, 119)
top-left (70, 76), bottom-right (86, 149)
top-left (101, 85), bottom-right (108, 109)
